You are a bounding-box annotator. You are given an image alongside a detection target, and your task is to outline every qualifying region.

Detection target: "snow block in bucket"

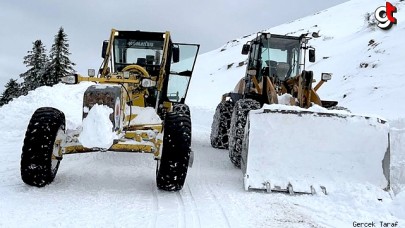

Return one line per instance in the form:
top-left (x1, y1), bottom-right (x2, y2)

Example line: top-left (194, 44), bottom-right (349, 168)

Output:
top-left (241, 104), bottom-right (390, 194)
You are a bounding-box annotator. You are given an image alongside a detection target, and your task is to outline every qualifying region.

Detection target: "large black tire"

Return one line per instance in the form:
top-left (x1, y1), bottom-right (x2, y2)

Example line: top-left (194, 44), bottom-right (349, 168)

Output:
top-left (210, 100), bottom-right (234, 149)
top-left (228, 99), bottom-right (261, 168)
top-left (173, 103), bottom-right (191, 116)
top-left (156, 108), bottom-right (192, 191)
top-left (21, 107), bottom-right (65, 187)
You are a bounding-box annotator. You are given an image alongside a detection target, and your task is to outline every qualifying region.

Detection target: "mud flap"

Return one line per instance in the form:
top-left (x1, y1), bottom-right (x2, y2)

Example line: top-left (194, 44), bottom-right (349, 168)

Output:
top-left (241, 104), bottom-right (390, 194)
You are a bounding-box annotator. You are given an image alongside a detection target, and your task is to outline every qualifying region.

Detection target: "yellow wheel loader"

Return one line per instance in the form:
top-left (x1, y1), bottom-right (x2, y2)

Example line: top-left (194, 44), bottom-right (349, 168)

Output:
top-left (20, 29), bottom-right (200, 191)
top-left (210, 33), bottom-right (390, 194)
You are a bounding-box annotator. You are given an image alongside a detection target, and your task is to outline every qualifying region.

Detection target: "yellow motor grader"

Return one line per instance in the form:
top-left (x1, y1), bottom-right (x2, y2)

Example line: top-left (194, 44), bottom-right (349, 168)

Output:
top-left (20, 29), bottom-right (199, 191)
top-left (210, 33), bottom-right (390, 194)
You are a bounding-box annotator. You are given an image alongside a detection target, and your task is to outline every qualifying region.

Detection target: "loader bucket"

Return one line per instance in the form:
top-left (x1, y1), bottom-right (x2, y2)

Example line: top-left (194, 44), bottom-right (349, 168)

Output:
top-left (241, 104), bottom-right (390, 194)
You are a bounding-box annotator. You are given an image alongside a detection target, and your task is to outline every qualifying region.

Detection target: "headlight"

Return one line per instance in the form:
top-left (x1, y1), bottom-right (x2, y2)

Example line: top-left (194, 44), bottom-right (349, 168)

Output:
top-left (88, 69), bottom-right (95, 77)
top-left (142, 79), bottom-right (156, 88)
top-left (247, 69), bottom-right (257, 76)
top-left (60, 75), bottom-right (78, 84)
top-left (321, 73), bottom-right (332, 81)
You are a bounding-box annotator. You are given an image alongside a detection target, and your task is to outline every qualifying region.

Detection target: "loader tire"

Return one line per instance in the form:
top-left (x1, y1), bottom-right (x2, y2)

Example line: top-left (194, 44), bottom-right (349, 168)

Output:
top-left (21, 107), bottom-right (65, 187)
top-left (157, 109), bottom-right (192, 191)
top-left (228, 99), bottom-right (261, 168)
top-left (210, 100), bottom-right (234, 149)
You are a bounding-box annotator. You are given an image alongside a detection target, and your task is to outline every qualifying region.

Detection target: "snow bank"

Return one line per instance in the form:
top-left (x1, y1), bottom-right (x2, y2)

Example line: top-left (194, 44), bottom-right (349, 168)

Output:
top-left (79, 104), bottom-right (117, 149)
top-left (0, 82), bottom-right (92, 142)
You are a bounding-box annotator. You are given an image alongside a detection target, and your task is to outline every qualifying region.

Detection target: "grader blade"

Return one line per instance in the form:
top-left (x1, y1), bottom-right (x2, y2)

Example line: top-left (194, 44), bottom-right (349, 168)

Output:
top-left (241, 104), bottom-right (390, 194)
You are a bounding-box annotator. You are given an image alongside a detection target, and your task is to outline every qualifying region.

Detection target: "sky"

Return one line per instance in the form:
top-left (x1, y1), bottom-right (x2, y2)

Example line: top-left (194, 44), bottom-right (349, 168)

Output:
top-left (0, 0), bottom-right (347, 89)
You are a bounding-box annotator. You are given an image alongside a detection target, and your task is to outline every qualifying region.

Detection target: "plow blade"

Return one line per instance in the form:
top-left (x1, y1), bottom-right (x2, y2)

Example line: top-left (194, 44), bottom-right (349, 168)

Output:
top-left (241, 105), bottom-right (390, 194)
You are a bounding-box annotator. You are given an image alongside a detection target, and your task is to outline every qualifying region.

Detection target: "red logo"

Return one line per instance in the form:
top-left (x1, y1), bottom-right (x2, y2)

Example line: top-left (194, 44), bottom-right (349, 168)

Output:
top-left (375, 2), bottom-right (398, 30)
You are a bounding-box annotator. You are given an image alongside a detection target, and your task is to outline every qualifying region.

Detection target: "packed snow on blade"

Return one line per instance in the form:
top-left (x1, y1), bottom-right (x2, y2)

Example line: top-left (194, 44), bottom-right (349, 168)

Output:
top-left (79, 104), bottom-right (116, 149)
top-left (241, 104), bottom-right (390, 194)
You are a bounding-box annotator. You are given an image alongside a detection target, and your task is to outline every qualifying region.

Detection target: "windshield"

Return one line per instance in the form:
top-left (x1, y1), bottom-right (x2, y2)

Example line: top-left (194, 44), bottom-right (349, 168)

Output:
top-left (260, 37), bottom-right (301, 81)
top-left (113, 38), bottom-right (164, 72)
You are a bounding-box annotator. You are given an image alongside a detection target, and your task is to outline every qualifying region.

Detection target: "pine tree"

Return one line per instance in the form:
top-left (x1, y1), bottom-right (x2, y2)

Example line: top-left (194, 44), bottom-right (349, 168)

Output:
top-left (48, 27), bottom-right (75, 85)
top-left (0, 79), bottom-right (21, 106)
top-left (20, 39), bottom-right (49, 93)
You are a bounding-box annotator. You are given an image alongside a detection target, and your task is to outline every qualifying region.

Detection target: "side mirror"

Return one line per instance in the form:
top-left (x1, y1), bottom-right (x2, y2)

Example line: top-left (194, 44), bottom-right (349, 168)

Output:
top-left (101, 41), bottom-right (108, 59)
top-left (61, 74), bottom-right (78, 84)
top-left (241, 44), bottom-right (250, 55)
top-left (321, 73), bottom-right (332, 81)
top-left (172, 46), bottom-right (180, 63)
top-left (309, 49), bottom-right (315, 62)
top-left (88, 69), bottom-right (95, 77)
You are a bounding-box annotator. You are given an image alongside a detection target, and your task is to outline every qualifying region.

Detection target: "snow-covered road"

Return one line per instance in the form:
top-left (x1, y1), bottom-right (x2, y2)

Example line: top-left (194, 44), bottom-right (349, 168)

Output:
top-left (1, 106), bottom-right (403, 227)
top-left (2, 0), bottom-right (405, 226)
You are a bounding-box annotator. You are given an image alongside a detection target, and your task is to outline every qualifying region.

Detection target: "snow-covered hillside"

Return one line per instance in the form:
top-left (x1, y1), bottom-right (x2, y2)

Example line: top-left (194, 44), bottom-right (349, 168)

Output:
top-left (1, 0), bottom-right (405, 227)
top-left (189, 0), bottom-right (405, 121)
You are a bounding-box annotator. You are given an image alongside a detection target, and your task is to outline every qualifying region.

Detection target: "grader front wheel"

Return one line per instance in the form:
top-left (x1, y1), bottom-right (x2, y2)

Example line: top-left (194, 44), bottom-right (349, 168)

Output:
top-left (21, 107), bottom-right (65, 187)
top-left (156, 108), bottom-right (192, 191)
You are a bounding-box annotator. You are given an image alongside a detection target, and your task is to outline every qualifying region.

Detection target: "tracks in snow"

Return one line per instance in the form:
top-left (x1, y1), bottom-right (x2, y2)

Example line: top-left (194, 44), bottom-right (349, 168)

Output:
top-left (148, 183), bottom-right (202, 228)
top-left (204, 184), bottom-right (232, 228)
top-left (147, 181), bottom-right (232, 228)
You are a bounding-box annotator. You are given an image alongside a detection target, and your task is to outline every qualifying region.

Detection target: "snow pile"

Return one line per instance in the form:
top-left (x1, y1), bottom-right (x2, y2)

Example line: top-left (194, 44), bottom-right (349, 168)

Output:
top-left (126, 106), bottom-right (162, 125)
top-left (277, 94), bottom-right (293, 105)
top-left (79, 104), bottom-right (117, 149)
top-left (259, 103), bottom-right (350, 115)
top-left (0, 82), bottom-right (92, 141)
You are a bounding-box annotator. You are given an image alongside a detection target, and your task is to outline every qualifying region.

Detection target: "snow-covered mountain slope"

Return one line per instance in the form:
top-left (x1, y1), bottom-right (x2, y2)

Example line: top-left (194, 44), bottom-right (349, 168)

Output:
top-left (188, 0), bottom-right (405, 121)
top-left (1, 0), bottom-right (405, 226)
top-left (187, 0), bottom-right (405, 197)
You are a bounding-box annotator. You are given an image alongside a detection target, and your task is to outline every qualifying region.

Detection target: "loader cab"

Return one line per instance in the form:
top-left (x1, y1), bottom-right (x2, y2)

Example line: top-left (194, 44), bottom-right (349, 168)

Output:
top-left (243, 33), bottom-right (302, 83)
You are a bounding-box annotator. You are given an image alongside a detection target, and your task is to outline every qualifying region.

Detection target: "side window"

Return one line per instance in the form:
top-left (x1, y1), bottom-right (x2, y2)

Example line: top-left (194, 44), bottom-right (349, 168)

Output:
top-left (290, 48), bottom-right (300, 77)
top-left (248, 43), bottom-right (260, 69)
